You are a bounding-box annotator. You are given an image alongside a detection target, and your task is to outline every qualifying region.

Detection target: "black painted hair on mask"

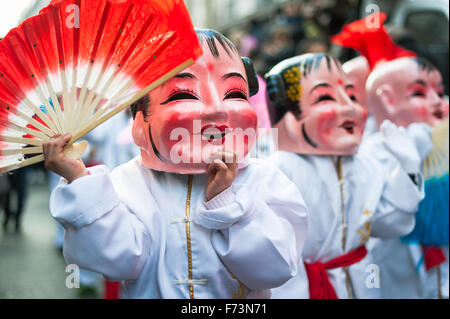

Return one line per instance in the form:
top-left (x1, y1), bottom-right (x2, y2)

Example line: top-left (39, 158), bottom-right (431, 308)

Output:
top-left (265, 53), bottom-right (342, 126)
top-left (195, 29), bottom-right (237, 58)
top-left (412, 57), bottom-right (438, 74)
top-left (131, 29), bottom-right (260, 119)
top-left (195, 28), bottom-right (259, 97)
top-left (130, 94), bottom-right (150, 119)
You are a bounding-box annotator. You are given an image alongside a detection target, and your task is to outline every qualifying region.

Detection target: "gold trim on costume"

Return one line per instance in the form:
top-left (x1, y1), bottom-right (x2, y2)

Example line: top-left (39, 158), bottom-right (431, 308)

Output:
top-left (185, 175), bottom-right (194, 299)
top-left (330, 156), bottom-right (353, 299)
top-left (358, 221), bottom-right (371, 246)
top-left (224, 265), bottom-right (246, 299)
top-left (330, 156), bottom-right (346, 251)
top-left (183, 175), bottom-right (244, 299)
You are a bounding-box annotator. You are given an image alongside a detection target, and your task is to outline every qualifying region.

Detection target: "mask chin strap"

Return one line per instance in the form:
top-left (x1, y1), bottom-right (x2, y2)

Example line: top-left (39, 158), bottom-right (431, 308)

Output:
top-left (302, 123), bottom-right (318, 148)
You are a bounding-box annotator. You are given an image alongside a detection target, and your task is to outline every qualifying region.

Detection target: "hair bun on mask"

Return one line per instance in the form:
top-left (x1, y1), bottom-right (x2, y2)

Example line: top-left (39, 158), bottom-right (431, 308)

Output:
top-left (195, 29), bottom-right (259, 98)
top-left (241, 57), bottom-right (259, 97)
top-left (265, 73), bottom-right (288, 126)
top-left (265, 53), bottom-right (346, 126)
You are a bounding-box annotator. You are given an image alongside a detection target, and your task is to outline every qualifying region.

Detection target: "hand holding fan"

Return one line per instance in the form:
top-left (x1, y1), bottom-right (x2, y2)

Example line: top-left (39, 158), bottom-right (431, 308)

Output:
top-left (0, 0), bottom-right (202, 173)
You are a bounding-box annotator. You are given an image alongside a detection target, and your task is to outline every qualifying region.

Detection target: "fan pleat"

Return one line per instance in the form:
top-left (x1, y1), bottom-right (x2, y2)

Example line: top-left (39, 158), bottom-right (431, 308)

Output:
top-left (0, 0), bottom-right (202, 174)
top-left (1, 146), bottom-right (43, 156)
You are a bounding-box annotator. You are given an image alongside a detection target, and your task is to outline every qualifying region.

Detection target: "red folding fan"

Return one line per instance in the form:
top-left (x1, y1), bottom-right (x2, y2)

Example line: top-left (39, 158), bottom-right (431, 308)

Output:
top-left (0, 0), bottom-right (202, 173)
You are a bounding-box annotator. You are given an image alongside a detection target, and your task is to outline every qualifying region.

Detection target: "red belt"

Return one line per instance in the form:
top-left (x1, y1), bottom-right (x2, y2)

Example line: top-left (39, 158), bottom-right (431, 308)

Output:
top-left (304, 245), bottom-right (368, 299)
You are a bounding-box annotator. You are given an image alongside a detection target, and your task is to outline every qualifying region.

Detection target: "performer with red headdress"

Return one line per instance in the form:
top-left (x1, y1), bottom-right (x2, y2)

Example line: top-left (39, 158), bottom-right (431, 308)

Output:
top-left (44, 29), bottom-right (308, 299)
top-left (332, 12), bottom-right (449, 299)
top-left (265, 50), bottom-right (427, 298)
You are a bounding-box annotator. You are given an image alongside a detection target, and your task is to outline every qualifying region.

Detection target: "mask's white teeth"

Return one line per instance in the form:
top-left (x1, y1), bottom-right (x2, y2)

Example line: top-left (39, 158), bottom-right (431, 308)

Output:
top-left (341, 123), bottom-right (355, 129)
top-left (202, 132), bottom-right (225, 139)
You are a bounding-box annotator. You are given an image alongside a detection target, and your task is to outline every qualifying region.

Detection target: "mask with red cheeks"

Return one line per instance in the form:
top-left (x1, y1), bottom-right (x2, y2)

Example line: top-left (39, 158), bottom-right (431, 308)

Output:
top-left (132, 31), bottom-right (258, 174)
top-left (266, 54), bottom-right (368, 155)
top-left (366, 58), bottom-right (449, 128)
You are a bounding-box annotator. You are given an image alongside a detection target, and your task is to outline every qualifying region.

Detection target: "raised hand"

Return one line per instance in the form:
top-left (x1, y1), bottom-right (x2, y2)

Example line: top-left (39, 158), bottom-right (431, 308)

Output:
top-left (43, 133), bottom-right (88, 184)
top-left (381, 120), bottom-right (424, 174)
top-left (406, 122), bottom-right (433, 161)
top-left (205, 150), bottom-right (238, 202)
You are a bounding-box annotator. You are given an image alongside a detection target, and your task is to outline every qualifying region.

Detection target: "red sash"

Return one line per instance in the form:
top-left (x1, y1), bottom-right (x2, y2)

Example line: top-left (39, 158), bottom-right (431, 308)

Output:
top-left (304, 245), bottom-right (367, 299)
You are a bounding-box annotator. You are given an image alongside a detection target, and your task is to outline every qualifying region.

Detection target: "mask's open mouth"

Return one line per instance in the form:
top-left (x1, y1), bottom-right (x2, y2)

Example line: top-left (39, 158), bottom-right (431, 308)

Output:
top-left (340, 121), bottom-right (355, 134)
top-left (433, 109), bottom-right (444, 119)
top-left (201, 125), bottom-right (229, 143)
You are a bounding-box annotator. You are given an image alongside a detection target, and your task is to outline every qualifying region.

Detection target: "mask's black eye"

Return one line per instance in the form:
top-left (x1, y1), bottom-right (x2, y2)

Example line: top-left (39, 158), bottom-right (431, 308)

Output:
top-left (349, 94), bottom-right (358, 102)
top-left (224, 88), bottom-right (248, 101)
top-left (411, 91), bottom-right (425, 98)
top-left (314, 94), bottom-right (335, 104)
top-left (161, 89), bottom-right (199, 105)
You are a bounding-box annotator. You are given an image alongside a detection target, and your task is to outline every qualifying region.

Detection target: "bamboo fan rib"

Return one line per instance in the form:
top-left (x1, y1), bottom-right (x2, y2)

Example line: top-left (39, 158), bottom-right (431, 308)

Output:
top-left (0, 0), bottom-right (202, 174)
top-left (422, 118), bottom-right (449, 180)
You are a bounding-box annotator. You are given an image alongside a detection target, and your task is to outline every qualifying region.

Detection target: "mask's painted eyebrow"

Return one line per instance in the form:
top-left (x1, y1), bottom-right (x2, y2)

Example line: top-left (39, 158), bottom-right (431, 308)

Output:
top-left (309, 83), bottom-right (331, 94)
top-left (345, 84), bottom-right (355, 89)
top-left (161, 72), bottom-right (197, 88)
top-left (175, 72), bottom-right (198, 80)
top-left (411, 79), bottom-right (427, 86)
top-left (221, 72), bottom-right (247, 84)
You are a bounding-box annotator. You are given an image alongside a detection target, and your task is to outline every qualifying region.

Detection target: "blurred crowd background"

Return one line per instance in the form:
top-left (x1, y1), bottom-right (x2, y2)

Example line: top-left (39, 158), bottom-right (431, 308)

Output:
top-left (184, 0), bottom-right (448, 93)
top-left (0, 0), bottom-right (448, 299)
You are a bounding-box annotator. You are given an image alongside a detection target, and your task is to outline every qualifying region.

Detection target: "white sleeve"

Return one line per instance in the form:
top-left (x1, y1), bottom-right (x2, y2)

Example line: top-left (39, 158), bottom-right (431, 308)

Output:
top-left (360, 136), bottom-right (424, 238)
top-left (49, 165), bottom-right (150, 281)
top-left (192, 162), bottom-right (309, 290)
top-left (370, 164), bottom-right (423, 238)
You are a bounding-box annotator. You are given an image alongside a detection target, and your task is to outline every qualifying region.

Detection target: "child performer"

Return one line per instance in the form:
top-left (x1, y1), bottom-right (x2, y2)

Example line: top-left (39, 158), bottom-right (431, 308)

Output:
top-left (332, 12), bottom-right (449, 298)
top-left (265, 52), bottom-right (427, 299)
top-left (43, 29), bottom-right (309, 299)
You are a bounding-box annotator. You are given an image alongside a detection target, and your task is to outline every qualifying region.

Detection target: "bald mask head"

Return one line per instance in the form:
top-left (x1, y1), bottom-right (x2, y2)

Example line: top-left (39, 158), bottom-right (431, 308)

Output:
top-left (366, 57), bottom-right (449, 128)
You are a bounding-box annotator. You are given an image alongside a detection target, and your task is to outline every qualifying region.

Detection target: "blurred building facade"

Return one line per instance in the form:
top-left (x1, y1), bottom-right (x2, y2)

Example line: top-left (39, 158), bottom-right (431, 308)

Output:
top-left (185, 0), bottom-right (292, 30)
top-left (16, 0), bottom-right (448, 94)
top-left (358, 0), bottom-right (449, 94)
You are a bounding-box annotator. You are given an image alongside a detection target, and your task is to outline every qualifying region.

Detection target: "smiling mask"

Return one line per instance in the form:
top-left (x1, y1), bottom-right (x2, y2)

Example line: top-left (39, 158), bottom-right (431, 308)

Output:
top-left (266, 53), bottom-right (367, 155)
top-left (366, 58), bottom-right (449, 128)
top-left (131, 29), bottom-right (259, 174)
top-left (331, 12), bottom-right (449, 129)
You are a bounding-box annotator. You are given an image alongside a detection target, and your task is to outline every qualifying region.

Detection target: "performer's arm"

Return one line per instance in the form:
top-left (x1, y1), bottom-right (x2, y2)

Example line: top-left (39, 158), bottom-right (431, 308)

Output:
top-left (44, 135), bottom-right (150, 281)
top-left (194, 156), bottom-right (309, 290)
top-left (360, 121), bottom-right (430, 238)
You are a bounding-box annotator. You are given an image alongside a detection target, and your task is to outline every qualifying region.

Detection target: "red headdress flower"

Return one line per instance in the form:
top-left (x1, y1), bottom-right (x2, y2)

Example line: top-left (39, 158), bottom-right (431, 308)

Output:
top-left (330, 12), bottom-right (417, 69)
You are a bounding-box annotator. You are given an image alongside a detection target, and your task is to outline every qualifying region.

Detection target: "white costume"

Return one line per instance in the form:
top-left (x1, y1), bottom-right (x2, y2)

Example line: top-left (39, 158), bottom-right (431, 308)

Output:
top-left (356, 126), bottom-right (449, 299)
top-left (50, 157), bottom-right (308, 299)
top-left (270, 134), bottom-right (424, 299)
top-left (360, 239), bottom-right (449, 298)
top-left (362, 115), bottom-right (377, 140)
